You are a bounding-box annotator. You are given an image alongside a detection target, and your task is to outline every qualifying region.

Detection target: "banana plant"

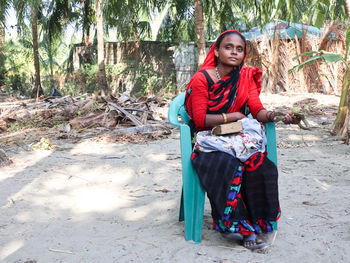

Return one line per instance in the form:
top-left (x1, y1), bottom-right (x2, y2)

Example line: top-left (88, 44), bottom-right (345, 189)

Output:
top-left (289, 0), bottom-right (350, 142)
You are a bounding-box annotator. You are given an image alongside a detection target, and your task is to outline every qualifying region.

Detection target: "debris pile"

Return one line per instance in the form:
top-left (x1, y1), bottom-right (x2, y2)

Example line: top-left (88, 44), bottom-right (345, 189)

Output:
top-left (0, 92), bottom-right (172, 139)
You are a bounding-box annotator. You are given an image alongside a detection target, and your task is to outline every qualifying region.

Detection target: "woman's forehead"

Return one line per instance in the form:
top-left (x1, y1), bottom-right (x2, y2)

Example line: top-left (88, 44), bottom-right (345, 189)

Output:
top-left (220, 34), bottom-right (245, 46)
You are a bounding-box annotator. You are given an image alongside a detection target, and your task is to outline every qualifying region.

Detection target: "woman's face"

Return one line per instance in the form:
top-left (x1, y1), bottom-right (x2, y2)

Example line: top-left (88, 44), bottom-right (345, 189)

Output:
top-left (214, 34), bottom-right (245, 67)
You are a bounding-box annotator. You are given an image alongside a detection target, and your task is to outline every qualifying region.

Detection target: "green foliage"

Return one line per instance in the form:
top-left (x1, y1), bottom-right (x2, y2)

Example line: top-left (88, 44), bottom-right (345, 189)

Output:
top-left (289, 50), bottom-right (350, 74)
top-left (120, 61), bottom-right (176, 96)
top-left (2, 39), bottom-right (34, 96)
top-left (62, 61), bottom-right (176, 97)
top-left (8, 116), bottom-right (40, 131)
top-left (132, 62), bottom-right (163, 96)
top-left (63, 64), bottom-right (99, 95)
top-left (345, 26), bottom-right (350, 60)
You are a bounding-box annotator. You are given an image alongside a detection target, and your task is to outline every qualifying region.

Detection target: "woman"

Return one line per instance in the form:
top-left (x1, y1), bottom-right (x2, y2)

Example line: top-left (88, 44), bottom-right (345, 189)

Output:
top-left (185, 29), bottom-right (297, 250)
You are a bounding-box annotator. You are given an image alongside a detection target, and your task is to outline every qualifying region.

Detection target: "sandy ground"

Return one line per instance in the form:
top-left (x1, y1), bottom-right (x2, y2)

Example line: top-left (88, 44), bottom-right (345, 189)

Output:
top-left (1, 93), bottom-right (350, 263)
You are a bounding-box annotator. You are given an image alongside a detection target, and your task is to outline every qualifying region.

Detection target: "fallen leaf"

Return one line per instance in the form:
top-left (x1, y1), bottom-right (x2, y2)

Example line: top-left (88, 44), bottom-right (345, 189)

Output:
top-left (155, 189), bottom-right (170, 193)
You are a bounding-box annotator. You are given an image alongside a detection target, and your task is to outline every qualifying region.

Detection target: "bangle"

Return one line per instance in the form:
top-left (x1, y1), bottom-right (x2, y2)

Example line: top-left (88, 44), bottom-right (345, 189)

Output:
top-left (266, 111), bottom-right (275, 122)
top-left (222, 113), bottom-right (227, 123)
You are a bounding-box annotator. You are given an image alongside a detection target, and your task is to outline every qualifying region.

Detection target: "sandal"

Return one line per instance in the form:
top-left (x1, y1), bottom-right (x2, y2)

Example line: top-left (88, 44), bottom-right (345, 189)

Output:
top-left (242, 233), bottom-right (266, 250)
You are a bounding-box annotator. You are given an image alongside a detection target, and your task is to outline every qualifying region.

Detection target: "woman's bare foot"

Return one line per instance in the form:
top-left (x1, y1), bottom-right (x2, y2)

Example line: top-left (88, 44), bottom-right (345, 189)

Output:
top-left (242, 234), bottom-right (266, 250)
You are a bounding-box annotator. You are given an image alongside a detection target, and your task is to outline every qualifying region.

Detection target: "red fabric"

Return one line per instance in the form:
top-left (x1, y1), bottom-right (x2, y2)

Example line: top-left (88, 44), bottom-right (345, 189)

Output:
top-left (185, 29), bottom-right (265, 130)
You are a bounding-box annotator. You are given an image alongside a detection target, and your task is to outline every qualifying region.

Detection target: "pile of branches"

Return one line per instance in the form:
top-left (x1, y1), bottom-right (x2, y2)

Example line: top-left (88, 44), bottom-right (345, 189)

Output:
top-left (0, 92), bottom-right (171, 138)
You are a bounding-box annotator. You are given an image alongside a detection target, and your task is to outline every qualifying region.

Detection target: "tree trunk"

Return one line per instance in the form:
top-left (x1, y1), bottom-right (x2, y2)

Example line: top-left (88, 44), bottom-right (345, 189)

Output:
top-left (0, 21), bottom-right (4, 49)
top-left (345, 82), bottom-right (350, 144)
top-left (332, 0), bottom-right (350, 141)
top-left (82, 0), bottom-right (91, 45)
top-left (31, 6), bottom-right (44, 98)
top-left (96, 0), bottom-right (108, 96)
top-left (346, 0), bottom-right (350, 17)
top-left (0, 21), bottom-right (5, 86)
top-left (333, 69), bottom-right (349, 136)
top-left (194, 0), bottom-right (206, 68)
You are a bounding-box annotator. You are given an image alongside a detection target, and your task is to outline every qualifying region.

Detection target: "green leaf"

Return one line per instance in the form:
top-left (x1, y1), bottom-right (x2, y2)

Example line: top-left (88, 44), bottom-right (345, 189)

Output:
top-left (313, 10), bottom-right (325, 28)
top-left (289, 55), bottom-right (322, 73)
top-left (321, 53), bottom-right (342, 63)
top-left (344, 26), bottom-right (350, 61)
top-left (313, 0), bottom-right (329, 28)
top-left (292, 51), bottom-right (320, 61)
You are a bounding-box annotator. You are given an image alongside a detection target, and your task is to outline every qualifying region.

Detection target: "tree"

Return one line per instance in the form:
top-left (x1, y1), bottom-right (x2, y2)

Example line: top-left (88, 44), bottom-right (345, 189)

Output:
top-left (194, 0), bottom-right (205, 67)
top-left (14, 0), bottom-right (44, 97)
top-left (104, 0), bottom-right (157, 41)
top-left (0, 0), bottom-right (10, 86)
top-left (30, 5), bottom-right (43, 98)
top-left (81, 0), bottom-right (94, 44)
top-left (41, 0), bottom-right (71, 90)
top-left (95, 0), bottom-right (108, 95)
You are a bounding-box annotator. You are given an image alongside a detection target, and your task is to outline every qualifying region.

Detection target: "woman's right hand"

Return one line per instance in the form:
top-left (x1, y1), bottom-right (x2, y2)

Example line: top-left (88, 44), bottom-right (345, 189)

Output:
top-left (227, 112), bottom-right (246, 122)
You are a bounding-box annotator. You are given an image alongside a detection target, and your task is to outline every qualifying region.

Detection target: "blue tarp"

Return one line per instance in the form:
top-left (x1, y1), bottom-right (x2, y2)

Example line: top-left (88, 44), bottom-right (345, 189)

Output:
top-left (242, 21), bottom-right (323, 40)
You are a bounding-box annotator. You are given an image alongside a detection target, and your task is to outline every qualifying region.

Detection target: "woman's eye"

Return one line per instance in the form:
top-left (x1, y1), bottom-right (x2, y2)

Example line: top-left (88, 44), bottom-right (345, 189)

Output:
top-left (237, 47), bottom-right (243, 52)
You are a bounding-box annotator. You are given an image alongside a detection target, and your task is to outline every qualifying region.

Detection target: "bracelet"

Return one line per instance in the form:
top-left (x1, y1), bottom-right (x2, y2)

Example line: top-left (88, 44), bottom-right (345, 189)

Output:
top-left (265, 111), bottom-right (274, 122)
top-left (222, 113), bottom-right (227, 123)
top-left (268, 111), bottom-right (275, 122)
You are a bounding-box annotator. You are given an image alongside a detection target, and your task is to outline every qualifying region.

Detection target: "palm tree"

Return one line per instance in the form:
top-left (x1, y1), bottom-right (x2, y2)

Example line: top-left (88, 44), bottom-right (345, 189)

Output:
top-left (14, 0), bottom-right (44, 97)
top-left (194, 0), bottom-right (205, 67)
top-left (81, 0), bottom-right (94, 45)
top-left (96, 0), bottom-right (108, 95)
top-left (0, 0), bottom-right (10, 86)
top-left (104, 0), bottom-right (157, 41)
top-left (30, 5), bottom-right (42, 98)
top-left (41, 0), bottom-right (72, 90)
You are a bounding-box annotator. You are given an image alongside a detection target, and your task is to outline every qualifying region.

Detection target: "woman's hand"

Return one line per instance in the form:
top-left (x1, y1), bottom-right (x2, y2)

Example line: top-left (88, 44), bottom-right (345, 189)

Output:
top-left (227, 112), bottom-right (246, 121)
top-left (283, 112), bottom-right (301, 124)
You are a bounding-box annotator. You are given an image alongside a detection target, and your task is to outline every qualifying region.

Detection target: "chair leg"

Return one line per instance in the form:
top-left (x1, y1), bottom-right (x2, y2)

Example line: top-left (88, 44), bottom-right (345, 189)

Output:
top-left (179, 188), bottom-right (184, 222)
top-left (183, 172), bottom-right (205, 243)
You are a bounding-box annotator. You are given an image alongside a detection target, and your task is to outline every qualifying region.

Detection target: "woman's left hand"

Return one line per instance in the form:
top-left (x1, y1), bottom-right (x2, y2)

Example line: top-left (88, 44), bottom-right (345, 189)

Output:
top-left (283, 112), bottom-right (301, 125)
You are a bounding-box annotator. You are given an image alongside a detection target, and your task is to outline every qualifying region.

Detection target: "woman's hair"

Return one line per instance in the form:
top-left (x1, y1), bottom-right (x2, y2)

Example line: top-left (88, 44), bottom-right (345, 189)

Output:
top-left (215, 31), bottom-right (246, 51)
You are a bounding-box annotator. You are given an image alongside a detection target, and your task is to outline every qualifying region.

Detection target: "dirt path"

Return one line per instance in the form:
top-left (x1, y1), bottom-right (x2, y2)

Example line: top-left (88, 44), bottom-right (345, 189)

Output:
top-left (0, 93), bottom-right (349, 263)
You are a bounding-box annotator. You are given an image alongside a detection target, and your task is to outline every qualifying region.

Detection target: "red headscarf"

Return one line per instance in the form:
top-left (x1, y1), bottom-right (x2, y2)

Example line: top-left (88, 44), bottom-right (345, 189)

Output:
top-left (185, 29), bottom-right (263, 129)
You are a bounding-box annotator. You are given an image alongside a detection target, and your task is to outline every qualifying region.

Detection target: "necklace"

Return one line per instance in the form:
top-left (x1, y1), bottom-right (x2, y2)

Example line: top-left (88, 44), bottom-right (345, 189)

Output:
top-left (215, 67), bottom-right (221, 80)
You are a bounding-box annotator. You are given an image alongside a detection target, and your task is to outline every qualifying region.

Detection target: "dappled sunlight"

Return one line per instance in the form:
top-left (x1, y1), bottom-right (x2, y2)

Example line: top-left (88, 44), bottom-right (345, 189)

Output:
top-left (11, 168), bottom-right (136, 215)
top-left (0, 149), bottom-right (52, 183)
top-left (146, 152), bottom-right (168, 162)
top-left (286, 133), bottom-right (321, 142)
top-left (0, 240), bottom-right (23, 261)
top-left (122, 199), bottom-right (177, 222)
top-left (69, 140), bottom-right (119, 155)
top-left (14, 211), bottom-right (32, 223)
top-left (64, 186), bottom-right (131, 213)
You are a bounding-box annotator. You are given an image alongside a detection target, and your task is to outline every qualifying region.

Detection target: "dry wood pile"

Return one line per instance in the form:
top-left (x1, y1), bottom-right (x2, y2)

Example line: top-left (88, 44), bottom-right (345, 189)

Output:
top-left (0, 92), bottom-right (171, 138)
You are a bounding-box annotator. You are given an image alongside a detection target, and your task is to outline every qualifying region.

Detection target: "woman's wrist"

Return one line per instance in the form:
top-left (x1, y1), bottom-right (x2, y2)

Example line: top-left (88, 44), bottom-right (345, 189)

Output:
top-left (264, 110), bottom-right (275, 122)
top-left (268, 111), bottom-right (275, 122)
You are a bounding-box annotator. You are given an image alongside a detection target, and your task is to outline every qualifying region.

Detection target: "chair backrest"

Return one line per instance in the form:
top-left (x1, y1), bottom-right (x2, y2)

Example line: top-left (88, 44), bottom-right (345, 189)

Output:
top-left (168, 92), bottom-right (190, 127)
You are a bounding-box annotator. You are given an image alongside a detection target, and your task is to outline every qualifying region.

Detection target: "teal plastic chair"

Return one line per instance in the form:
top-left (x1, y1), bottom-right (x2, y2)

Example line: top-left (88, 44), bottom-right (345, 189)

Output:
top-left (168, 91), bottom-right (277, 243)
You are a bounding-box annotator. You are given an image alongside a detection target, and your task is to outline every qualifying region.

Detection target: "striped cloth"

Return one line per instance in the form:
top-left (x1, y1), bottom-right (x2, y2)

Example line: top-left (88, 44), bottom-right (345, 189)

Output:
top-left (191, 150), bottom-right (280, 235)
